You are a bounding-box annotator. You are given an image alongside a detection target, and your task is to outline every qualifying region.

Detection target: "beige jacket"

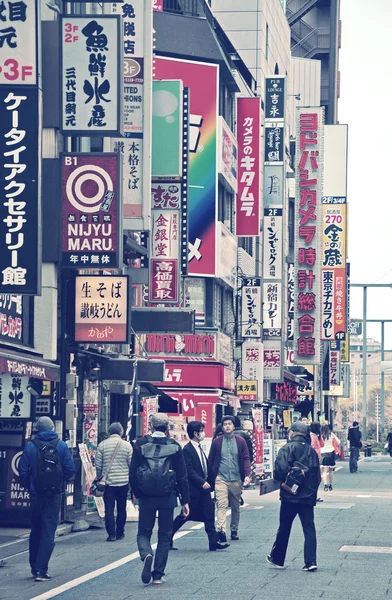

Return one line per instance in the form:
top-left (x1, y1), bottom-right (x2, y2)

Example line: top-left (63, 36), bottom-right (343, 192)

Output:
top-left (95, 434), bottom-right (133, 486)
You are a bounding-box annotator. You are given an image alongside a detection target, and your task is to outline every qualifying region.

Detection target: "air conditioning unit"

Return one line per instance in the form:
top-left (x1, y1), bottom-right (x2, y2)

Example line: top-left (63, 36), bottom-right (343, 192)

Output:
top-left (65, 373), bottom-right (79, 399)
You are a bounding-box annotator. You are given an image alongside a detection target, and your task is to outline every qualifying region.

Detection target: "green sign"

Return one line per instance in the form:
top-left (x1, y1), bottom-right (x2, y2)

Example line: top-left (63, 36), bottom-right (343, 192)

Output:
top-left (152, 80), bottom-right (183, 178)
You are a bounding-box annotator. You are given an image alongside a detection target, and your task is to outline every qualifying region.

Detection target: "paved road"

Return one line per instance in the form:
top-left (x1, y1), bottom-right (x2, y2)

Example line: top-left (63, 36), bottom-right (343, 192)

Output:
top-left (2, 456), bottom-right (392, 600)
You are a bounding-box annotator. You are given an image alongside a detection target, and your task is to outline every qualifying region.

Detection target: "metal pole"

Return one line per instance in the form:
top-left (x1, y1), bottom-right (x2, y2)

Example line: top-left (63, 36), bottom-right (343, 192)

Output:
top-left (381, 321), bottom-right (385, 436)
top-left (362, 286), bottom-right (367, 439)
top-left (376, 394), bottom-right (380, 443)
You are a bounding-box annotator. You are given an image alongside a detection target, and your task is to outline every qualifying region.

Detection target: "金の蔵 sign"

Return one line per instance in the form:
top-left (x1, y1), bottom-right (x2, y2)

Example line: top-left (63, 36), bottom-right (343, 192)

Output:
top-left (74, 275), bottom-right (130, 343)
top-left (61, 16), bottom-right (122, 134)
top-left (61, 153), bottom-right (121, 269)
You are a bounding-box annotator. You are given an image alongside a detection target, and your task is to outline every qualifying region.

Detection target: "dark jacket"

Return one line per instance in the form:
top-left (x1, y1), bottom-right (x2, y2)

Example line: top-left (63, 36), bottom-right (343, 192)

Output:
top-left (19, 430), bottom-right (75, 496)
top-left (234, 428), bottom-right (254, 462)
top-left (348, 426), bottom-right (362, 448)
top-left (273, 435), bottom-right (320, 506)
top-left (208, 434), bottom-right (251, 483)
top-left (183, 441), bottom-right (214, 497)
top-left (129, 435), bottom-right (190, 505)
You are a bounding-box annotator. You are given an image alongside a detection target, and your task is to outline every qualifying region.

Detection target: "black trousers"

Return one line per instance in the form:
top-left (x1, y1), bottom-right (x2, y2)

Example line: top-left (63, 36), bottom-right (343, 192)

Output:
top-left (137, 497), bottom-right (174, 580)
top-left (29, 494), bottom-right (61, 574)
top-left (349, 446), bottom-right (360, 472)
top-left (270, 502), bottom-right (317, 567)
top-left (103, 484), bottom-right (129, 537)
top-left (172, 492), bottom-right (219, 547)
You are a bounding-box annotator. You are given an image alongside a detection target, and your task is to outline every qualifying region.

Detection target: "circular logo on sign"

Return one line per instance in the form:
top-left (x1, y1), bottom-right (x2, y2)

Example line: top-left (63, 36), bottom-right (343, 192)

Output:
top-left (66, 165), bottom-right (113, 214)
top-left (11, 451), bottom-right (23, 476)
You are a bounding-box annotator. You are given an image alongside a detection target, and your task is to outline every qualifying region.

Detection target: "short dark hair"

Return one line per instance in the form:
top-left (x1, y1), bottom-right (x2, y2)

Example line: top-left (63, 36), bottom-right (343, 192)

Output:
top-left (221, 415), bottom-right (235, 426)
top-left (187, 421), bottom-right (204, 439)
top-left (153, 424), bottom-right (168, 433)
top-left (352, 421), bottom-right (359, 427)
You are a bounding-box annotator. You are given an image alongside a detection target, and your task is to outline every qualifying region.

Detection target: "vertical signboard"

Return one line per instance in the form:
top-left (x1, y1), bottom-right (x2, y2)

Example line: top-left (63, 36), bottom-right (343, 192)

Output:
top-left (241, 277), bottom-right (262, 338)
top-left (155, 58), bottom-right (218, 276)
top-left (0, 87), bottom-right (40, 295)
top-left (236, 97), bottom-right (260, 236)
top-left (264, 124), bottom-right (284, 164)
top-left (152, 80), bottom-right (183, 178)
top-left (263, 339), bottom-right (282, 382)
top-left (242, 341), bottom-right (263, 402)
top-left (217, 116), bottom-right (237, 192)
top-left (0, 0), bottom-right (38, 85)
top-left (0, 374), bottom-right (31, 418)
top-left (287, 263), bottom-right (295, 341)
top-left (329, 341), bottom-right (341, 388)
top-left (263, 282), bottom-right (282, 338)
top-left (294, 108), bottom-right (324, 365)
top-left (263, 207), bottom-right (283, 280)
top-left (264, 165), bottom-right (284, 205)
top-left (61, 154), bottom-right (120, 269)
top-left (265, 77), bottom-right (285, 121)
top-left (61, 16), bottom-right (122, 134)
top-left (149, 210), bottom-right (180, 303)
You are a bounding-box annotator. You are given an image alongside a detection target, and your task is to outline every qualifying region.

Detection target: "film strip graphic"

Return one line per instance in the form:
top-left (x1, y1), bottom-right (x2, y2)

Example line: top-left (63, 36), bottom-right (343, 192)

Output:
top-left (181, 87), bottom-right (189, 276)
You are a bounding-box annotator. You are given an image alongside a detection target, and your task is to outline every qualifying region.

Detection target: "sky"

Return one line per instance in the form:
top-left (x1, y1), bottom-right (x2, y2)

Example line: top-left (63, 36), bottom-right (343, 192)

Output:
top-left (339, 0), bottom-right (392, 348)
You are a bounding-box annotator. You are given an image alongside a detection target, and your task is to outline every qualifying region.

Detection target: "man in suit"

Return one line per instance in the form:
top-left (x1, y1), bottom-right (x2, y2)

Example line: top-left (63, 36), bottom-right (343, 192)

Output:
top-left (208, 415), bottom-right (251, 542)
top-left (171, 421), bottom-right (230, 551)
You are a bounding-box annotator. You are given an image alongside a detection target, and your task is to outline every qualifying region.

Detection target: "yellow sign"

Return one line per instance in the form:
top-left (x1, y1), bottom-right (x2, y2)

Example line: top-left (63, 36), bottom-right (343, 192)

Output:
top-left (41, 381), bottom-right (51, 397)
top-left (340, 334), bottom-right (350, 363)
top-left (236, 380), bottom-right (257, 401)
top-left (283, 410), bottom-right (291, 428)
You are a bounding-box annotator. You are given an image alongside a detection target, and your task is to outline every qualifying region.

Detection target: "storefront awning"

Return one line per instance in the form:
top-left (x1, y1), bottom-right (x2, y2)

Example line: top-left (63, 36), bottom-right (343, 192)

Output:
top-left (0, 348), bottom-right (60, 381)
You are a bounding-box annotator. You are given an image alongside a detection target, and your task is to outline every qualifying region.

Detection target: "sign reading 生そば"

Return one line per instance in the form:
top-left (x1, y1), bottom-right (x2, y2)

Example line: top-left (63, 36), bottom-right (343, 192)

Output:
top-left (61, 154), bottom-right (120, 269)
top-left (61, 16), bottom-right (122, 135)
top-left (75, 275), bottom-right (130, 343)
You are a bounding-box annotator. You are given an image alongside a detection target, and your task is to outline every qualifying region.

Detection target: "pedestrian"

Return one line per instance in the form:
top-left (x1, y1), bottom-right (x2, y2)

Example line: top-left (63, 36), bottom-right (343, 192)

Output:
top-left (129, 413), bottom-right (190, 585)
top-left (19, 417), bottom-right (75, 582)
top-left (234, 416), bottom-right (254, 463)
top-left (171, 421), bottom-right (230, 552)
top-left (310, 422), bottom-right (324, 503)
top-left (95, 422), bottom-right (133, 542)
top-left (347, 421), bottom-right (362, 473)
top-left (386, 430), bottom-right (392, 457)
top-left (208, 415), bottom-right (251, 542)
top-left (266, 421), bottom-right (321, 572)
top-left (320, 423), bottom-right (340, 491)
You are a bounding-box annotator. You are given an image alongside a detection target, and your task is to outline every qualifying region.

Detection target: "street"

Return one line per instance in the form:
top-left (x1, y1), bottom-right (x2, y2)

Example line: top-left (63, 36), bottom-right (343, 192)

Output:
top-left (1, 456), bottom-right (392, 600)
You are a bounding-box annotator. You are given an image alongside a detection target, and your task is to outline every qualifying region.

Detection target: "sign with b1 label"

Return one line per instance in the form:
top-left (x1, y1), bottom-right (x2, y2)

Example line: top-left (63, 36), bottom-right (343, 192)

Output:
top-left (61, 154), bottom-right (121, 269)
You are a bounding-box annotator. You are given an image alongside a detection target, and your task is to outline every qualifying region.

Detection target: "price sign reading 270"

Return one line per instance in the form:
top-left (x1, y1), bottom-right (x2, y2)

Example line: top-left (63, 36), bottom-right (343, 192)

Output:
top-left (0, 0), bottom-right (38, 85)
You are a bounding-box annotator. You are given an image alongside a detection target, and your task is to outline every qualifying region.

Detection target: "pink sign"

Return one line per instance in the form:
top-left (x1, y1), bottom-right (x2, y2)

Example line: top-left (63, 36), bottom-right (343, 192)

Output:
top-left (153, 0), bottom-right (163, 11)
top-left (236, 98), bottom-right (260, 236)
top-left (252, 408), bottom-right (264, 473)
top-left (195, 403), bottom-right (214, 438)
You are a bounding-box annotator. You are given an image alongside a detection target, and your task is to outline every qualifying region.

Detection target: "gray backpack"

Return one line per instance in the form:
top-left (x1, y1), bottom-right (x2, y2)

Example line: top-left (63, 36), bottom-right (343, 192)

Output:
top-left (136, 436), bottom-right (179, 496)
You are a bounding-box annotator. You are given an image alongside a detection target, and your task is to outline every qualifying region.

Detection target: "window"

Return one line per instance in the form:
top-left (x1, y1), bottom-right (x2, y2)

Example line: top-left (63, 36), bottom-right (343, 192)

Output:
top-left (238, 237), bottom-right (253, 256)
top-left (218, 183), bottom-right (233, 231)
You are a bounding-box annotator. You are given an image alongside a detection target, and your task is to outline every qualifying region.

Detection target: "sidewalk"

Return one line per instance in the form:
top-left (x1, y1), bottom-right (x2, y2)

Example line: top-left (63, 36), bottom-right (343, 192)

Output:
top-left (2, 456), bottom-right (392, 600)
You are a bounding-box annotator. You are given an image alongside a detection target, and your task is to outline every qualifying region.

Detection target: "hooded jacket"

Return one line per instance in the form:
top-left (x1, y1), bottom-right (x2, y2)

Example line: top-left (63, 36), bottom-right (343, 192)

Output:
top-left (348, 426), bottom-right (362, 448)
top-left (273, 434), bottom-right (321, 506)
top-left (19, 430), bottom-right (75, 496)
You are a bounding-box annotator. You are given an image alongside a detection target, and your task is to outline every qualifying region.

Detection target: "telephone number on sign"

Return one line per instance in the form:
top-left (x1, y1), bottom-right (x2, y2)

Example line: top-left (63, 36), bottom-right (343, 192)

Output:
top-left (0, 60), bottom-right (34, 81)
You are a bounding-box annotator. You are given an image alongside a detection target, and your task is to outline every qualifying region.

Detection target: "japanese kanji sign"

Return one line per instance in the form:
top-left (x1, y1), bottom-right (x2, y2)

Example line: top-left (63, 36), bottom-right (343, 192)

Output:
top-left (263, 282), bottom-right (282, 338)
top-left (149, 209), bottom-right (180, 303)
top-left (0, 294), bottom-right (23, 344)
top-left (111, 138), bottom-right (143, 218)
top-left (264, 124), bottom-right (284, 165)
top-left (294, 107), bottom-right (324, 364)
top-left (152, 181), bottom-right (181, 210)
top-left (329, 341), bottom-right (341, 388)
top-left (241, 277), bottom-right (261, 338)
top-left (236, 379), bottom-right (257, 402)
top-left (236, 97), bottom-right (260, 236)
top-left (264, 165), bottom-right (284, 206)
top-left (263, 207), bottom-right (283, 280)
top-left (0, 374), bottom-right (31, 418)
top-left (265, 77), bottom-right (285, 121)
top-left (287, 263), bottom-right (295, 342)
top-left (61, 16), bottom-right (122, 134)
top-left (61, 153), bottom-right (121, 269)
top-left (75, 275), bottom-right (130, 343)
top-left (263, 339), bottom-right (282, 382)
top-left (242, 341), bottom-right (263, 402)
top-left (0, 86), bottom-right (40, 295)
top-left (0, 0), bottom-right (37, 85)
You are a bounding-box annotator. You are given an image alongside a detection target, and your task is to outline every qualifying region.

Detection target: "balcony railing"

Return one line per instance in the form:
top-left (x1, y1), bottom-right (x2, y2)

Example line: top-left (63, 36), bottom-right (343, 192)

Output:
top-left (163, 0), bottom-right (202, 17)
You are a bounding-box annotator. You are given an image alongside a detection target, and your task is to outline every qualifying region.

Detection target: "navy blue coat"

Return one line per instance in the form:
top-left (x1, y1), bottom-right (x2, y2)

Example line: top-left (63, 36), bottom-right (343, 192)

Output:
top-left (19, 430), bottom-right (75, 496)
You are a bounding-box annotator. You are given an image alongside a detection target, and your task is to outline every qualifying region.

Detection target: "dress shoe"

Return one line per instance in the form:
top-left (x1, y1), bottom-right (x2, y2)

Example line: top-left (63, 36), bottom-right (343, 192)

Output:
top-left (209, 541), bottom-right (230, 551)
top-left (218, 531), bottom-right (227, 543)
top-left (106, 535), bottom-right (116, 542)
top-left (35, 573), bottom-right (52, 582)
top-left (231, 532), bottom-right (239, 541)
top-left (116, 533), bottom-right (125, 540)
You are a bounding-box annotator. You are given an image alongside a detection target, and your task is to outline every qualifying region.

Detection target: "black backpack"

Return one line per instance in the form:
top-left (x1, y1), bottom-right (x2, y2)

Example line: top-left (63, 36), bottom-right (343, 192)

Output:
top-left (136, 436), bottom-right (179, 497)
top-left (32, 439), bottom-right (63, 494)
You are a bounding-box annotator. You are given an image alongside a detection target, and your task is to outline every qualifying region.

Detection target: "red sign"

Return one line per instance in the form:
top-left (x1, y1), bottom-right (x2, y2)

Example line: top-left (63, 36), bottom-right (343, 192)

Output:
top-left (274, 381), bottom-right (298, 404)
top-left (149, 259), bottom-right (179, 303)
top-left (194, 403), bottom-right (214, 438)
top-left (252, 408), bottom-right (264, 472)
top-left (158, 362), bottom-right (234, 390)
top-left (236, 98), bottom-right (260, 236)
top-left (61, 154), bottom-right (120, 269)
top-left (153, 0), bottom-right (163, 10)
top-left (141, 397), bottom-right (158, 436)
top-left (146, 333), bottom-right (215, 358)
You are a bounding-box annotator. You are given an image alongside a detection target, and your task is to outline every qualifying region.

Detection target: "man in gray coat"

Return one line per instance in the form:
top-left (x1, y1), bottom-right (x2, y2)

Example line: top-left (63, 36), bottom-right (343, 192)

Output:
top-left (95, 422), bottom-right (133, 541)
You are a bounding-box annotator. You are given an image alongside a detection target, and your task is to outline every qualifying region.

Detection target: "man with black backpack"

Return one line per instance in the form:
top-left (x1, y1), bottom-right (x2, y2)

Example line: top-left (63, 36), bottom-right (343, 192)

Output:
top-left (19, 416), bottom-right (75, 582)
top-left (266, 421), bottom-right (321, 572)
top-left (129, 413), bottom-right (190, 585)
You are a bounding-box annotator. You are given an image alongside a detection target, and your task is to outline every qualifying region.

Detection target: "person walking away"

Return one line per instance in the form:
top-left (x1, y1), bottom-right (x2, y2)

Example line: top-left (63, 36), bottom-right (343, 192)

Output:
top-left (129, 413), bottom-right (190, 585)
top-left (347, 421), bottom-right (362, 473)
top-left (95, 422), bottom-right (133, 541)
top-left (310, 422), bottom-right (324, 502)
top-left (19, 417), bottom-right (75, 582)
top-left (208, 416), bottom-right (251, 542)
top-left (171, 421), bottom-right (229, 551)
top-left (320, 423), bottom-right (340, 491)
top-left (386, 430), bottom-right (392, 458)
top-left (266, 421), bottom-right (321, 571)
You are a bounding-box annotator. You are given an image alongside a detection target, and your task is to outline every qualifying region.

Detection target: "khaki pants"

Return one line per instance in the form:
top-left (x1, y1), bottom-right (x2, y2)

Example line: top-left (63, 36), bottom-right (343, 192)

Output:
top-left (215, 477), bottom-right (242, 533)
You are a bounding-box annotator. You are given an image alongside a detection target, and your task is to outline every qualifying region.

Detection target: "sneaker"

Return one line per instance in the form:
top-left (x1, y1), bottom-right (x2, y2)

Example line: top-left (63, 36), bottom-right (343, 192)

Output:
top-left (328, 485), bottom-right (333, 491)
top-left (266, 554), bottom-right (286, 569)
top-left (31, 569), bottom-right (38, 578)
top-left (218, 531), bottom-right (227, 543)
top-left (303, 563), bottom-right (318, 572)
top-left (106, 535), bottom-right (116, 542)
top-left (152, 577), bottom-right (166, 585)
top-left (231, 532), bottom-right (239, 541)
top-left (141, 554), bottom-right (153, 584)
top-left (35, 573), bottom-right (52, 582)
top-left (116, 533), bottom-right (125, 540)
top-left (324, 485), bottom-right (329, 491)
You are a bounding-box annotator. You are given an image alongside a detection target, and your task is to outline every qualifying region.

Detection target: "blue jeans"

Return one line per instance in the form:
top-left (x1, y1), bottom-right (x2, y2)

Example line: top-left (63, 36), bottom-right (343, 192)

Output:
top-left (29, 494), bottom-right (61, 574)
top-left (350, 446), bottom-right (360, 472)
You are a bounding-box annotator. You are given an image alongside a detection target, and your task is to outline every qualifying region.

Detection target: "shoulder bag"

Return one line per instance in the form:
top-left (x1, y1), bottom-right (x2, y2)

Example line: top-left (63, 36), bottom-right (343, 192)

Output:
top-left (91, 439), bottom-right (122, 498)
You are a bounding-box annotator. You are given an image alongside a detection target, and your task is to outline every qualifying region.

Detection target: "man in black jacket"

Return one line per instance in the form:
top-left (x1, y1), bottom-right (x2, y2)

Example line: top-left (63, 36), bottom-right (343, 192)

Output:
top-left (171, 421), bottom-right (230, 551)
top-left (129, 413), bottom-right (190, 585)
top-left (266, 421), bottom-right (321, 572)
top-left (348, 421), bottom-right (362, 473)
